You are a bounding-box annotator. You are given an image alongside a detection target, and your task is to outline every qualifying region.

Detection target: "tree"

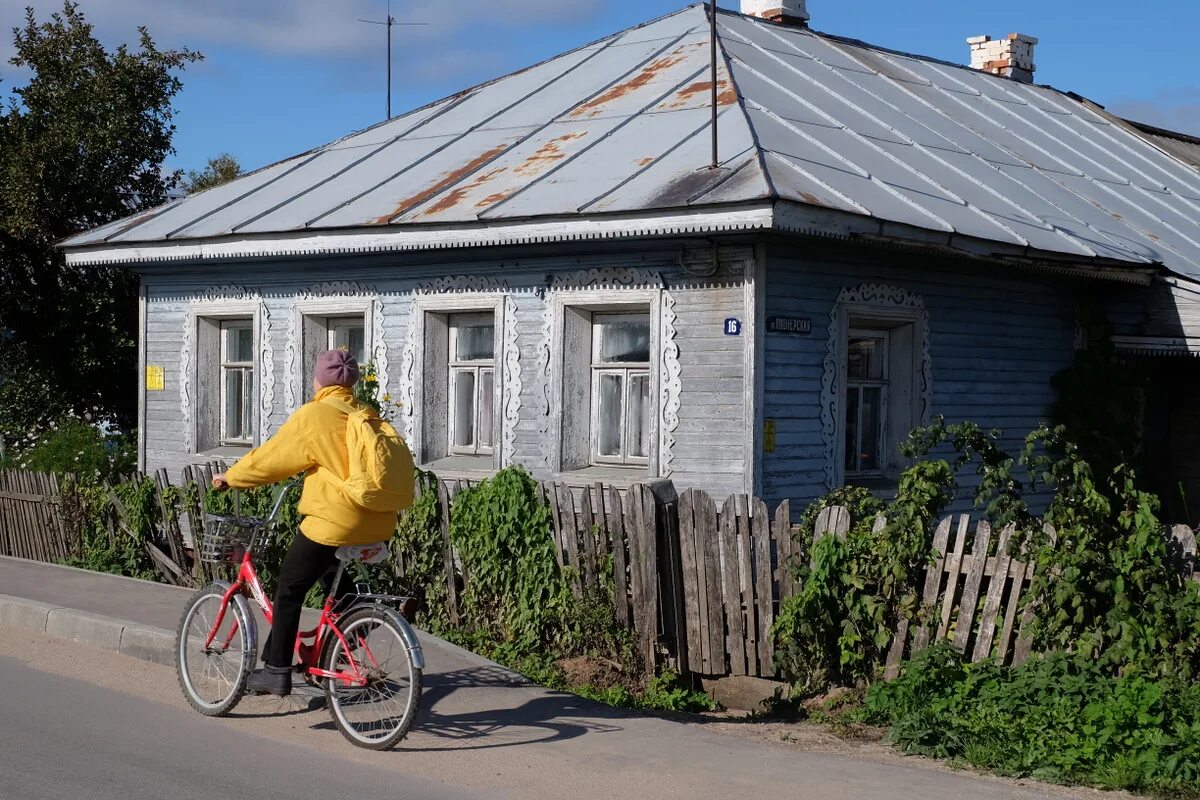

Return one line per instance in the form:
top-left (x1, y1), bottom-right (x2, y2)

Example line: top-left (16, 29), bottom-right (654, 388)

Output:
top-left (0, 2), bottom-right (201, 444)
top-left (184, 153), bottom-right (241, 194)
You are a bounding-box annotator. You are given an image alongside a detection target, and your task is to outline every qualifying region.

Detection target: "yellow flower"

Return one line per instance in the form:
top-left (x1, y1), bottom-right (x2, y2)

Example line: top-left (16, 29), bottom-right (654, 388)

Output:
top-left (383, 394), bottom-right (392, 402)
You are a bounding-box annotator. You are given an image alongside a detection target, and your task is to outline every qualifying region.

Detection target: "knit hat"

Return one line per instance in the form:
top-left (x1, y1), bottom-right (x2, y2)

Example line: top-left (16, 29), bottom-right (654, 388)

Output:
top-left (314, 349), bottom-right (361, 388)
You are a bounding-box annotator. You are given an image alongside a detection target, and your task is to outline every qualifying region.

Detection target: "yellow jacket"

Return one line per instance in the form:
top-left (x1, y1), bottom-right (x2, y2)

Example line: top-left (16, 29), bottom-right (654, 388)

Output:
top-left (225, 385), bottom-right (399, 546)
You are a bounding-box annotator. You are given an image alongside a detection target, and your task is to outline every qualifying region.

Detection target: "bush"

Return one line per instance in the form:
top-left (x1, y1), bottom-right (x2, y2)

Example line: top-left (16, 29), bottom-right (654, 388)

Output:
top-left (5, 415), bottom-right (134, 481)
top-left (863, 646), bottom-right (1200, 794)
top-left (60, 476), bottom-right (158, 580)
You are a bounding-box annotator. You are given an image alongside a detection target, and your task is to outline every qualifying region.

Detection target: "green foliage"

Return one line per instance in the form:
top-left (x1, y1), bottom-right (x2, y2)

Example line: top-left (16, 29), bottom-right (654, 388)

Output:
top-left (864, 646), bottom-right (1200, 794)
top-left (60, 476), bottom-right (157, 580)
top-left (774, 417), bottom-right (1200, 697)
top-left (183, 153), bottom-right (241, 194)
top-left (772, 458), bottom-right (955, 693)
top-left (574, 670), bottom-right (718, 713)
top-left (0, 2), bottom-right (201, 437)
top-left (449, 468), bottom-right (571, 655)
top-left (6, 416), bottom-right (134, 481)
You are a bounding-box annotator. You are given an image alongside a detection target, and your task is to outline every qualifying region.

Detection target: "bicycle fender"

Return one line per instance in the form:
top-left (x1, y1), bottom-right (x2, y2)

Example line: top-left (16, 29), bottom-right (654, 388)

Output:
top-left (392, 613), bottom-right (426, 671)
top-left (213, 580), bottom-right (258, 661)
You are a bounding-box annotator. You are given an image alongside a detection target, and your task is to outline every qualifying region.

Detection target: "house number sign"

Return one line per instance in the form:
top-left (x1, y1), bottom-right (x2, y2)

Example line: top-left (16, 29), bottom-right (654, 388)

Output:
top-left (724, 318), bottom-right (742, 336)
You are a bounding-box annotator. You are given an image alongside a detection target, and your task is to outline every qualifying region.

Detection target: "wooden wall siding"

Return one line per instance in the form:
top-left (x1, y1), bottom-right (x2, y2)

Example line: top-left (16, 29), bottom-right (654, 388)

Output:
top-left (762, 245), bottom-right (1078, 509)
top-left (140, 244), bottom-right (752, 498)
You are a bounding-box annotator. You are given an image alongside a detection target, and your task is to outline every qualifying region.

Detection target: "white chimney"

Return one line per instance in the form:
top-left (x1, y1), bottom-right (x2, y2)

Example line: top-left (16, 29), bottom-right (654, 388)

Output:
top-left (967, 33), bottom-right (1038, 83)
top-left (742, 0), bottom-right (809, 26)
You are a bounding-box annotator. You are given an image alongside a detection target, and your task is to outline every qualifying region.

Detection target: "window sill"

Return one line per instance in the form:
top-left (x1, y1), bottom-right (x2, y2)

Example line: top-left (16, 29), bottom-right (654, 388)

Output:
top-left (192, 443), bottom-right (253, 462)
top-left (845, 474), bottom-right (899, 500)
top-left (553, 465), bottom-right (652, 490)
top-left (422, 455), bottom-right (496, 483)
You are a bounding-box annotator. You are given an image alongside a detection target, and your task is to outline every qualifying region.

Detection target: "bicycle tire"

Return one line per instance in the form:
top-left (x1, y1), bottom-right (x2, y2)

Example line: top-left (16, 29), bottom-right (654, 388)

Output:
top-left (176, 583), bottom-right (255, 716)
top-left (322, 605), bottom-right (422, 750)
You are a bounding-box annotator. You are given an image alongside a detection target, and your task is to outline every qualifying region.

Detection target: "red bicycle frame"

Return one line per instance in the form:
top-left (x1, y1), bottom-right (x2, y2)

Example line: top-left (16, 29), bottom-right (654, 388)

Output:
top-left (202, 542), bottom-right (373, 688)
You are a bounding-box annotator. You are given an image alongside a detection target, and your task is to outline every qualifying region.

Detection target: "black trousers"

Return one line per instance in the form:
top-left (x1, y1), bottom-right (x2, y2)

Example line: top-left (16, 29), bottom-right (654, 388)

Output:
top-left (263, 533), bottom-right (354, 668)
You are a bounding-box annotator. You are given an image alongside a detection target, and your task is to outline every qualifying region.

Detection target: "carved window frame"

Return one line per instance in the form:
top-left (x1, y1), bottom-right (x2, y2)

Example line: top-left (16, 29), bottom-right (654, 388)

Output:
top-left (181, 287), bottom-right (273, 456)
top-left (546, 284), bottom-right (669, 478)
top-left (820, 283), bottom-right (933, 490)
top-left (286, 293), bottom-right (377, 412)
top-left (405, 289), bottom-right (512, 471)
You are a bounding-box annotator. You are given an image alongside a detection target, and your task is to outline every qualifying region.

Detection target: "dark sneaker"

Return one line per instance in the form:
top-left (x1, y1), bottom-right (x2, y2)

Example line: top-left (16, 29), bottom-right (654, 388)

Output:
top-left (247, 665), bottom-right (292, 696)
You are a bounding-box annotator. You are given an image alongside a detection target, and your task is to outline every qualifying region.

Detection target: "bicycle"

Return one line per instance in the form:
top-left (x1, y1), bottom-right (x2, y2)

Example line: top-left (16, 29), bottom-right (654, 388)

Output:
top-left (174, 482), bottom-right (425, 750)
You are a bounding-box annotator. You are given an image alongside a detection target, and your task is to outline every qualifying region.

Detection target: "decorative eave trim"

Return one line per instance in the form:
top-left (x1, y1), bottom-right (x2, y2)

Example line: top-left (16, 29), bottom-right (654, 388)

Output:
top-left (1113, 335), bottom-right (1200, 357)
top-left (61, 206), bottom-right (776, 267)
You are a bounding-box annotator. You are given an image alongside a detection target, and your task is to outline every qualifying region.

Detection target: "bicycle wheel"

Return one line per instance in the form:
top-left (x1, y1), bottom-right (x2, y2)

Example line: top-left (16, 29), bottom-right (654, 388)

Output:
top-left (176, 583), bottom-right (254, 716)
top-left (323, 605), bottom-right (422, 750)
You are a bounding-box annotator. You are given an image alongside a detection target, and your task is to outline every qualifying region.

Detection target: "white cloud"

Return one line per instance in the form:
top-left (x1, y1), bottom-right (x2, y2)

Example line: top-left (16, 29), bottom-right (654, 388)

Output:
top-left (0, 0), bottom-right (602, 64)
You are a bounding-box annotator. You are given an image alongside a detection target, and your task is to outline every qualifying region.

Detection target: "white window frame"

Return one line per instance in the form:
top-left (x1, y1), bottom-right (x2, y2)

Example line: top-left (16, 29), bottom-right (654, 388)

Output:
top-left (219, 319), bottom-right (255, 446)
top-left (844, 328), bottom-right (890, 478)
top-left (548, 288), bottom-right (663, 477)
top-left (590, 312), bottom-right (652, 467)
top-left (447, 312), bottom-right (496, 457)
top-left (409, 293), bottom-right (506, 470)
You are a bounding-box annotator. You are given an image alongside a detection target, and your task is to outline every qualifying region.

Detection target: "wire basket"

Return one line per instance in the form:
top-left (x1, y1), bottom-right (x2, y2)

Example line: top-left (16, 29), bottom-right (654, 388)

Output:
top-left (199, 514), bottom-right (264, 564)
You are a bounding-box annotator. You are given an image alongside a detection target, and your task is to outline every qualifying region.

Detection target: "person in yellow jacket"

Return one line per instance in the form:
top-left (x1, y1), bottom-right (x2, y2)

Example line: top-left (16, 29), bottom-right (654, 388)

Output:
top-left (212, 348), bottom-right (404, 696)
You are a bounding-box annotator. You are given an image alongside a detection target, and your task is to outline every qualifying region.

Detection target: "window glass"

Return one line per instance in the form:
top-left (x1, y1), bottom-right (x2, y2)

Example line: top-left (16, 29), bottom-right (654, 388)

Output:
top-left (479, 369), bottom-right (494, 448)
top-left (847, 336), bottom-right (884, 380)
top-left (597, 373), bottom-right (624, 457)
top-left (597, 317), bottom-right (650, 364)
top-left (628, 373), bottom-right (650, 459)
top-left (333, 326), bottom-right (366, 364)
top-left (455, 324), bottom-right (494, 361)
top-left (452, 370), bottom-right (476, 448)
top-left (844, 387), bottom-right (860, 472)
top-left (226, 326), bottom-right (254, 363)
top-left (859, 386), bottom-right (881, 471)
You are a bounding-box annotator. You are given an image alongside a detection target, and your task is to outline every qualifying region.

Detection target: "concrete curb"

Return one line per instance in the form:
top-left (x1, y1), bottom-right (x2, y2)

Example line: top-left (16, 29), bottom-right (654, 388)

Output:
top-left (0, 594), bottom-right (176, 667)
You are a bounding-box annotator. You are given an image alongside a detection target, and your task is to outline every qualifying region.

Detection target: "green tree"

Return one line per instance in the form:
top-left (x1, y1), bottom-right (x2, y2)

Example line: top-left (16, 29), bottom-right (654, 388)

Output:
top-left (183, 153), bottom-right (241, 194)
top-left (0, 2), bottom-right (201, 444)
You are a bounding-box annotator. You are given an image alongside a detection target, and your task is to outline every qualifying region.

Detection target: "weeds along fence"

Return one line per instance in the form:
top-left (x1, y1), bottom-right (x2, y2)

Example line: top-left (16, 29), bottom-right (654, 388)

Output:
top-left (3, 464), bottom-right (1199, 682)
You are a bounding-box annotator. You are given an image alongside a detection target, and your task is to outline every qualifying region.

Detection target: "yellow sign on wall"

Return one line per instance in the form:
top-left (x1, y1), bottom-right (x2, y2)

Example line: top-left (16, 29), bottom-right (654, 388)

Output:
top-left (146, 365), bottom-right (165, 391)
top-left (763, 419), bottom-right (776, 454)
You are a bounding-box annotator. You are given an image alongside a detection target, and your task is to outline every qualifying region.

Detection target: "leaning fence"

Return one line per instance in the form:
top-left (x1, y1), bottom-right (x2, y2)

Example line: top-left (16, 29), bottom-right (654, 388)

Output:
top-left (2, 465), bottom-right (1198, 683)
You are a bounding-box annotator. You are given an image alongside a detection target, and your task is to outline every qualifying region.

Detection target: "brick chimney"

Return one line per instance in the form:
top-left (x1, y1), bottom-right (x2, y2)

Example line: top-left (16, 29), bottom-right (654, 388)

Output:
top-left (967, 33), bottom-right (1038, 83)
top-left (742, 0), bottom-right (809, 26)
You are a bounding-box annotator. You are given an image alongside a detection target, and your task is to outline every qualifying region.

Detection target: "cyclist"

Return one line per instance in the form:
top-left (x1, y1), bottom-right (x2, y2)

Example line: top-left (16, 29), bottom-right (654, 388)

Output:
top-left (211, 348), bottom-right (413, 696)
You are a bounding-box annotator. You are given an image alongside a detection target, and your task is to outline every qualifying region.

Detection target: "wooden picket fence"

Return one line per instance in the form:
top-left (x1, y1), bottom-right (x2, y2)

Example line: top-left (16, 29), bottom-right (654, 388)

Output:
top-left (6, 464), bottom-right (1200, 684)
top-left (0, 469), bottom-right (70, 562)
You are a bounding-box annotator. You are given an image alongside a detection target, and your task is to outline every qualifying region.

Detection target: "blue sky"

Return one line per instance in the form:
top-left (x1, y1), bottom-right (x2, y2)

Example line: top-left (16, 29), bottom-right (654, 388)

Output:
top-left (3, 1), bottom-right (1198, 176)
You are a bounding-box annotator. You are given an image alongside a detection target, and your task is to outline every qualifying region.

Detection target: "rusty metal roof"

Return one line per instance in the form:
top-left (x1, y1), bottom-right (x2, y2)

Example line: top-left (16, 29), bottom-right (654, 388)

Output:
top-left (62, 4), bottom-right (1200, 280)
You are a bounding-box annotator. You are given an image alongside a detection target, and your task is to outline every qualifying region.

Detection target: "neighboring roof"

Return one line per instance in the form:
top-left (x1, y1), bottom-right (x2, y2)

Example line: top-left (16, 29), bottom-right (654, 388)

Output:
top-left (1121, 119), bottom-right (1200, 172)
top-left (62, 4), bottom-right (1200, 281)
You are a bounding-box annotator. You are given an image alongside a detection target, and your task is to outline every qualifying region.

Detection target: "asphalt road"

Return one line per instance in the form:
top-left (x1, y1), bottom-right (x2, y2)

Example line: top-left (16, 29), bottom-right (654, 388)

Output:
top-left (0, 626), bottom-right (1118, 800)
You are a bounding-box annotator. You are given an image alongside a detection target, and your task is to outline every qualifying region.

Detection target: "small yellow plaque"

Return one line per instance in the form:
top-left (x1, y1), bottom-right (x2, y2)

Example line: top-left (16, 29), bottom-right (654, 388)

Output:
top-left (146, 365), bottom-right (165, 391)
top-left (763, 419), bottom-right (776, 454)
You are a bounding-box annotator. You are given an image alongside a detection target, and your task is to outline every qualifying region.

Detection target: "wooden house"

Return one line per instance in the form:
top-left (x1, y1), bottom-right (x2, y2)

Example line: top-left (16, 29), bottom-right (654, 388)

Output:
top-left (60, 2), bottom-right (1200, 511)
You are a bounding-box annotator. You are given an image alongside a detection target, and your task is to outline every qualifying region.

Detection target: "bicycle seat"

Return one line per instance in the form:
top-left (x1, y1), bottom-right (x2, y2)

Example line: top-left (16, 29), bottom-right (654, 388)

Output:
top-left (335, 542), bottom-right (390, 564)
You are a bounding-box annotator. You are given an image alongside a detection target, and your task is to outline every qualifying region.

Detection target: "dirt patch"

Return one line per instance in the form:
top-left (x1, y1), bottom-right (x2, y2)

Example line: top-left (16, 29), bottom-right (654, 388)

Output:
top-left (557, 655), bottom-right (638, 692)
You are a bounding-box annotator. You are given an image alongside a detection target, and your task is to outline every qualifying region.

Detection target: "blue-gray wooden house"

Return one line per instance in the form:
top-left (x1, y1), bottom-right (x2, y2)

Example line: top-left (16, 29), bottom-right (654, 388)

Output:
top-left (60, 2), bottom-right (1200, 513)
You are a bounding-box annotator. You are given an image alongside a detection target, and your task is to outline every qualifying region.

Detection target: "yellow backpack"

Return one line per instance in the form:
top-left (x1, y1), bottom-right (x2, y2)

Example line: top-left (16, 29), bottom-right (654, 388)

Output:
top-left (321, 396), bottom-right (415, 514)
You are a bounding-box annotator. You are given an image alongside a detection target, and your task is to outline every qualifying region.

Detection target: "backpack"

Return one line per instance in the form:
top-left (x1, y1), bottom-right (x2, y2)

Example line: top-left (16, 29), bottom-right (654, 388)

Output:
top-left (321, 396), bottom-right (415, 514)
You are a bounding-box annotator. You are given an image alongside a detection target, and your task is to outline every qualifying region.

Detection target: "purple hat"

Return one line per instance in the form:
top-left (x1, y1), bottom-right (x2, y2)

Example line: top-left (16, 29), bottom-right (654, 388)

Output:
top-left (314, 349), bottom-right (361, 388)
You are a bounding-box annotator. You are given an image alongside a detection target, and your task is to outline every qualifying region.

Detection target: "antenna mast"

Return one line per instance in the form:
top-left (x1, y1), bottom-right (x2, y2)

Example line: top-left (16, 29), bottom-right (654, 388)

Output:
top-left (358, 1), bottom-right (428, 120)
top-left (709, 0), bottom-right (719, 169)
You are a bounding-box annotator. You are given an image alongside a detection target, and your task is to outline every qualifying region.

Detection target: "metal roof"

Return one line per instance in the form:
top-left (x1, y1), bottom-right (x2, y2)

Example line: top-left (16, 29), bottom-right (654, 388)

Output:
top-left (62, 4), bottom-right (1200, 280)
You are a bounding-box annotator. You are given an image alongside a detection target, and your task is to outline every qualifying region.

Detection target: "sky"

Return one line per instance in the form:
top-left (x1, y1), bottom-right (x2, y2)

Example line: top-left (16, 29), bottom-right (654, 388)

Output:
top-left (1, 0), bottom-right (1198, 177)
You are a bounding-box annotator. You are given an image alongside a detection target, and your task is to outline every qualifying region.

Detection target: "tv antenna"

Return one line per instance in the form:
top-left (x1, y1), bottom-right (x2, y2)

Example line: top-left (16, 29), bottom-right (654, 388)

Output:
top-left (358, 1), bottom-right (429, 120)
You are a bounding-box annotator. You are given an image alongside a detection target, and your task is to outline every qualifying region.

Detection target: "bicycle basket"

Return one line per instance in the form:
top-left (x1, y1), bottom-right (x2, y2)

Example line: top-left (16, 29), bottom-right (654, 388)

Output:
top-left (199, 514), bottom-right (264, 564)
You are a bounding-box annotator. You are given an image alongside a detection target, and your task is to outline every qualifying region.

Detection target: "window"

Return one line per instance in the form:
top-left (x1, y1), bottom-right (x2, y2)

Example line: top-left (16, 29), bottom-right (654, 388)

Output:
top-left (844, 329), bottom-right (888, 475)
top-left (448, 314), bottom-right (495, 456)
top-left (590, 313), bottom-right (651, 466)
top-left (220, 320), bottom-right (255, 445)
top-left (327, 317), bottom-right (366, 364)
